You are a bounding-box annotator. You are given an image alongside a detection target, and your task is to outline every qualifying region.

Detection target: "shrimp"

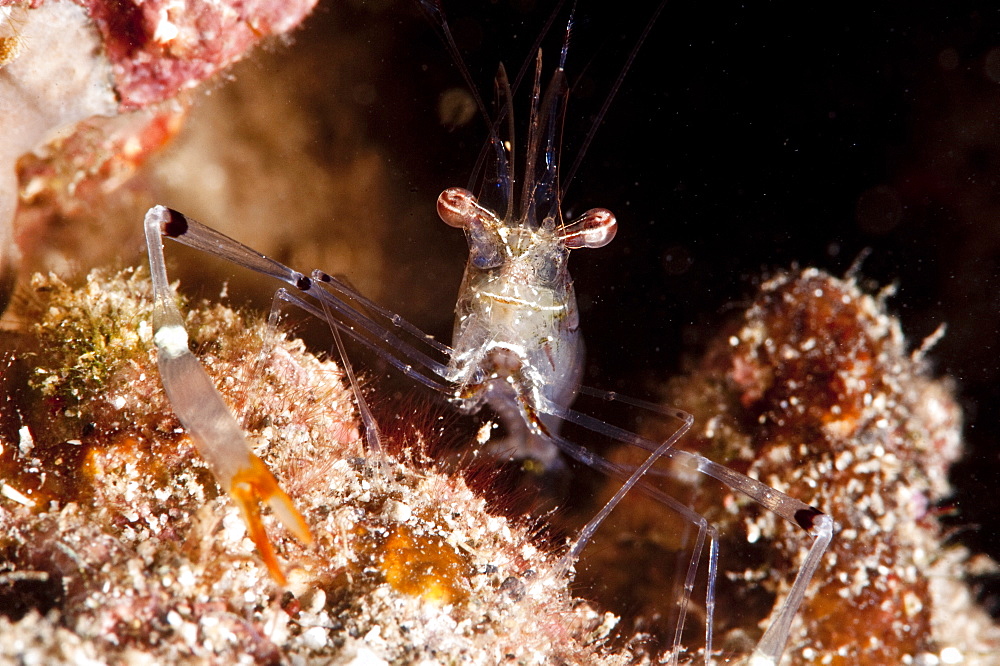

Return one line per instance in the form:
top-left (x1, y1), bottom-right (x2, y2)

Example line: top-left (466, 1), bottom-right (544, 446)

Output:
top-left (142, 2), bottom-right (834, 663)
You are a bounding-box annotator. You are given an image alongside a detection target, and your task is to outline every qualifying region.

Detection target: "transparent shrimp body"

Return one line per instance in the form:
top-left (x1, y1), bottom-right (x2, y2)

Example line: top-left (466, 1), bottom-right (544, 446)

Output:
top-left (449, 232), bottom-right (581, 462)
top-left (448, 222), bottom-right (582, 404)
top-left (435, 41), bottom-right (619, 466)
top-left (440, 188), bottom-right (614, 464)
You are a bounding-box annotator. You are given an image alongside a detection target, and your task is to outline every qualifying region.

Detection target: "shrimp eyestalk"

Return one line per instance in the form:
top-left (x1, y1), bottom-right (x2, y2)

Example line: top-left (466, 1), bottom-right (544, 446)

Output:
top-left (145, 206), bottom-right (312, 586)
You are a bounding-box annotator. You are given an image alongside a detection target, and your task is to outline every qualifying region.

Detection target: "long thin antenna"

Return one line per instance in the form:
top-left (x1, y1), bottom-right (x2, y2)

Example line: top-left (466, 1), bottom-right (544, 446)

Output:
top-left (561, 0), bottom-right (669, 195)
top-left (420, 0), bottom-right (568, 201)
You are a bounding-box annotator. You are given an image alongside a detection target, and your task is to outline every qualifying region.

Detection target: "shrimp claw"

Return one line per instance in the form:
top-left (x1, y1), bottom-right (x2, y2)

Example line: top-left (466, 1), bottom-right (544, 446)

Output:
top-left (144, 205), bottom-right (312, 586)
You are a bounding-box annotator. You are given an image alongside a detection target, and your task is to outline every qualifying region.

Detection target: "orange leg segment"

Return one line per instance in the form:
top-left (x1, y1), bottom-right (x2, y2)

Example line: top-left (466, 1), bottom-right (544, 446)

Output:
top-left (229, 455), bottom-right (313, 586)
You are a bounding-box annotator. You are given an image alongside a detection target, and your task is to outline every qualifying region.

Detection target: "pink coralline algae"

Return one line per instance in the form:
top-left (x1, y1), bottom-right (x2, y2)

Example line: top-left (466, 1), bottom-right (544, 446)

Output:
top-left (0, 0), bottom-right (318, 301)
top-left (0, 269), bottom-right (634, 665)
top-left (76, 0), bottom-right (318, 110)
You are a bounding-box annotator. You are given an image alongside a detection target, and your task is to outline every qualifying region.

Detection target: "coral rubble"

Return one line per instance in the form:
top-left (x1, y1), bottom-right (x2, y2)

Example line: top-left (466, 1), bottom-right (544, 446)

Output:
top-left (0, 266), bottom-right (995, 664)
top-left (0, 269), bottom-right (629, 665)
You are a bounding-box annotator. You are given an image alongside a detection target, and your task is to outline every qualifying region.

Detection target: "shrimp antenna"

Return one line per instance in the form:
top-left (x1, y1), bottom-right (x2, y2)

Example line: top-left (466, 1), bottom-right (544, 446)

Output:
top-left (561, 0), bottom-right (670, 196)
top-left (416, 0), bottom-right (569, 201)
top-left (415, 0), bottom-right (513, 198)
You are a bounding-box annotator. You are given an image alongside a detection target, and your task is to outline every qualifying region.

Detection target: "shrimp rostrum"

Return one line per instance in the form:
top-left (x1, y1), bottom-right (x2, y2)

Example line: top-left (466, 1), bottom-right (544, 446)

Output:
top-left (142, 6), bottom-right (834, 664)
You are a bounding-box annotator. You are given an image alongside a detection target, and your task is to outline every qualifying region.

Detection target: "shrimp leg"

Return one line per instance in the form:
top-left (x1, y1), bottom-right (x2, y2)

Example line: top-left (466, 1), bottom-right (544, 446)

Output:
top-left (144, 206), bottom-right (312, 586)
top-left (543, 390), bottom-right (836, 665)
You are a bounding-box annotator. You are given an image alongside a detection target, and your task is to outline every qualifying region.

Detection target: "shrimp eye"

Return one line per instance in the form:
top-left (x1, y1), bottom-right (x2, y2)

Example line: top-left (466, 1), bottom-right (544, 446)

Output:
top-left (560, 208), bottom-right (617, 249)
top-left (437, 187), bottom-right (479, 228)
top-left (437, 187), bottom-right (505, 269)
